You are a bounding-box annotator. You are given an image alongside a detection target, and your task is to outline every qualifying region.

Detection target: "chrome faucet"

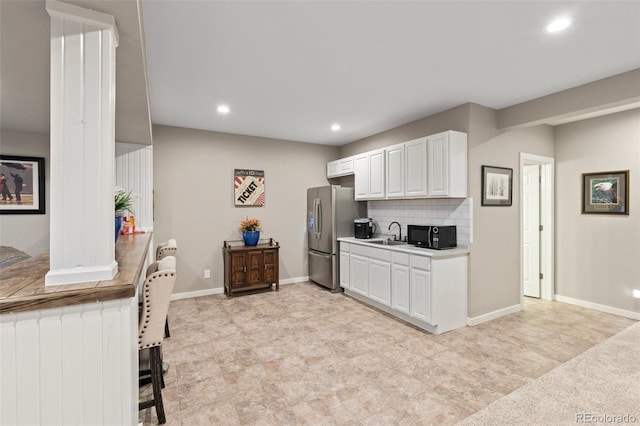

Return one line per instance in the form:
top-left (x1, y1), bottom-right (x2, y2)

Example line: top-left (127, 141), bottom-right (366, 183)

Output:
top-left (388, 221), bottom-right (402, 241)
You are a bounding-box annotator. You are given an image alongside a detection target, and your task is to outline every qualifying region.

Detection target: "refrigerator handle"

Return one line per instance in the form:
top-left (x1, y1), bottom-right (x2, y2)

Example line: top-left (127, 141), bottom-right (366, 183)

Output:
top-left (316, 200), bottom-right (322, 237)
top-left (313, 198), bottom-right (320, 237)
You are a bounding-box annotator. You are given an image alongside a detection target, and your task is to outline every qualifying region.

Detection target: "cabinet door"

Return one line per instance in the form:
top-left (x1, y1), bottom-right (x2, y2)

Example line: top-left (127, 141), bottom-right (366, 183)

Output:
top-left (385, 144), bottom-right (405, 198)
top-left (368, 259), bottom-right (391, 306)
top-left (246, 251), bottom-right (264, 285)
top-left (263, 249), bottom-right (278, 283)
top-left (339, 157), bottom-right (354, 175)
top-left (405, 138), bottom-right (427, 197)
top-left (230, 252), bottom-right (248, 286)
top-left (340, 251), bottom-right (350, 289)
top-left (350, 254), bottom-right (369, 296)
top-left (369, 149), bottom-right (385, 199)
top-left (391, 264), bottom-right (410, 314)
top-left (354, 154), bottom-right (369, 200)
top-left (427, 133), bottom-right (449, 196)
top-left (410, 268), bottom-right (432, 324)
top-left (327, 160), bottom-right (340, 178)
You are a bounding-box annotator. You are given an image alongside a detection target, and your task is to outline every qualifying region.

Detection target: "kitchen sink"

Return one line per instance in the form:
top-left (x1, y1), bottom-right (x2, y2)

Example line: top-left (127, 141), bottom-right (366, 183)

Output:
top-left (366, 240), bottom-right (407, 246)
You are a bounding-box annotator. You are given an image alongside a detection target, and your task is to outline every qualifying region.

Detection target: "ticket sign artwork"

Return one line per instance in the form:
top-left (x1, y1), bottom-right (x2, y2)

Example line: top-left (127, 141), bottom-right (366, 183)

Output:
top-left (234, 169), bottom-right (265, 206)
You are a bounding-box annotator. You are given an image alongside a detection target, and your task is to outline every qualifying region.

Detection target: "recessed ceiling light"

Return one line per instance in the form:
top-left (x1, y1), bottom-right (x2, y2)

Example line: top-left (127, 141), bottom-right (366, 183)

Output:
top-left (546, 17), bottom-right (572, 33)
top-left (217, 105), bottom-right (230, 114)
top-left (331, 123), bottom-right (341, 131)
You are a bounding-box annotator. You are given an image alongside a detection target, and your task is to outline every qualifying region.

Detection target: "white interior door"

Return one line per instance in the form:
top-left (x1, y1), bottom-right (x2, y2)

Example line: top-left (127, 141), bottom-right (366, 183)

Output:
top-left (523, 164), bottom-right (540, 298)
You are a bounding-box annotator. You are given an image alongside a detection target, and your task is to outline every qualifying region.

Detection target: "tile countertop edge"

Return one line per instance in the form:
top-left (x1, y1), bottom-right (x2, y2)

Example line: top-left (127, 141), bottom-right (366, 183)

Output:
top-left (338, 237), bottom-right (470, 258)
top-left (0, 232), bottom-right (153, 314)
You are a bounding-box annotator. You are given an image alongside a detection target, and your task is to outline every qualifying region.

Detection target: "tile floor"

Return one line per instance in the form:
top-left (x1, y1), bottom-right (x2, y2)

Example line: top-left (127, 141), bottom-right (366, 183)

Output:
top-left (139, 282), bottom-right (636, 425)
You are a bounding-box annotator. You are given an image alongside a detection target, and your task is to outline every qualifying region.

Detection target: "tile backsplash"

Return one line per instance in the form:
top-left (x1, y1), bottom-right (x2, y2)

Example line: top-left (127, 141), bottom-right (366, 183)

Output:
top-left (367, 198), bottom-right (473, 247)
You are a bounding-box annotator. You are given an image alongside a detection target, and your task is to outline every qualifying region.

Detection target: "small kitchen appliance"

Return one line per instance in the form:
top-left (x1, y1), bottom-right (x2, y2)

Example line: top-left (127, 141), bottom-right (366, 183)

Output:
top-left (354, 218), bottom-right (376, 239)
top-left (407, 225), bottom-right (457, 249)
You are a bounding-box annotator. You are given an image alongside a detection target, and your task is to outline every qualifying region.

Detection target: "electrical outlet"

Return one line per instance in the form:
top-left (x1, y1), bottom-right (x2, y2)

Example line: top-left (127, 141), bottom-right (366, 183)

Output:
top-left (204, 269), bottom-right (211, 279)
top-left (633, 289), bottom-right (640, 299)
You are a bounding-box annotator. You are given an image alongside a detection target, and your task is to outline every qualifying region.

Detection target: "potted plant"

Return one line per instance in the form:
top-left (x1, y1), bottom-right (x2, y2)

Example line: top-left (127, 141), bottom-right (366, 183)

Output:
top-left (238, 217), bottom-right (262, 246)
top-left (114, 187), bottom-right (136, 241)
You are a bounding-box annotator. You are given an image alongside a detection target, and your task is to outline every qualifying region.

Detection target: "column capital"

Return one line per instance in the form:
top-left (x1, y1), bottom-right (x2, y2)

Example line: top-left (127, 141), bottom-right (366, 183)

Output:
top-left (46, 0), bottom-right (119, 47)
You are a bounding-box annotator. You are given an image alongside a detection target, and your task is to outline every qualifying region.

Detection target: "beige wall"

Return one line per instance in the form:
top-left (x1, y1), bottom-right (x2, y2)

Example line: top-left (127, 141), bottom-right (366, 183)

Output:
top-left (339, 104), bottom-right (471, 158)
top-left (0, 130), bottom-right (50, 255)
top-left (466, 104), bottom-right (555, 317)
top-left (153, 125), bottom-right (338, 294)
top-left (555, 109), bottom-right (640, 313)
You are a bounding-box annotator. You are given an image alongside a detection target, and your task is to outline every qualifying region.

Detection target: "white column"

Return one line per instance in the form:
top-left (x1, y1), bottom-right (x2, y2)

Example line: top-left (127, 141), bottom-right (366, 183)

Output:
top-left (45, 0), bottom-right (120, 285)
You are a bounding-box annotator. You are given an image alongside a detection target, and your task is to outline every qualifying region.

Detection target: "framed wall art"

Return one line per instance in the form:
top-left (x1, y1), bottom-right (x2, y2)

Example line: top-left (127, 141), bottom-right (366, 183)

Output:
top-left (582, 170), bottom-right (629, 215)
top-left (0, 155), bottom-right (45, 215)
top-left (481, 165), bottom-right (513, 206)
top-left (234, 169), bottom-right (265, 207)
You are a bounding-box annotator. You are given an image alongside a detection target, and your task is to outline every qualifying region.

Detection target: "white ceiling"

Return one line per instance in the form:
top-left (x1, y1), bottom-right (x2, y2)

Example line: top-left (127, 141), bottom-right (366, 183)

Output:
top-left (142, 1), bottom-right (640, 146)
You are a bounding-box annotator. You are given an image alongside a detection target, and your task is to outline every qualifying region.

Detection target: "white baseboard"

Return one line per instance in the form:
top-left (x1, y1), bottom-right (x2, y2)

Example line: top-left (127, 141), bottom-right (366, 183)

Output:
top-left (171, 288), bottom-right (222, 300)
top-left (170, 277), bottom-right (309, 301)
top-left (554, 295), bottom-right (640, 320)
top-left (467, 304), bottom-right (522, 326)
top-left (280, 276), bottom-right (308, 285)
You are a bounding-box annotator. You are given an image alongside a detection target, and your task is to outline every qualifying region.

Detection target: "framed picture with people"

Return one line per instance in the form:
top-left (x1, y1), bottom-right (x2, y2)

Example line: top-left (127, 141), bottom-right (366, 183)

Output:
top-left (0, 155), bottom-right (45, 214)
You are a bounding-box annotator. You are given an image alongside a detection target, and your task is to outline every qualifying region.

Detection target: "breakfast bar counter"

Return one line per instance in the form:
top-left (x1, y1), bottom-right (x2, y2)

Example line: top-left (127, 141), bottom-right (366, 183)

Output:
top-left (0, 233), bottom-right (153, 425)
top-left (0, 233), bottom-right (153, 314)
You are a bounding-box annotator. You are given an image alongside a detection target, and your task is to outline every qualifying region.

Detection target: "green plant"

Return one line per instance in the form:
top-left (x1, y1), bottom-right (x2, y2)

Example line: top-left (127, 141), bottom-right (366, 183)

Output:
top-left (114, 186), bottom-right (136, 214)
top-left (238, 217), bottom-right (261, 233)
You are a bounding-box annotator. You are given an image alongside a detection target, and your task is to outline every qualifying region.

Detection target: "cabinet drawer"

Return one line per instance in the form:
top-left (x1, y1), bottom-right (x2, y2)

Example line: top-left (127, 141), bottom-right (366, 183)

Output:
top-left (351, 243), bottom-right (391, 262)
top-left (391, 251), bottom-right (409, 266)
top-left (340, 242), bottom-right (350, 253)
top-left (410, 255), bottom-right (431, 270)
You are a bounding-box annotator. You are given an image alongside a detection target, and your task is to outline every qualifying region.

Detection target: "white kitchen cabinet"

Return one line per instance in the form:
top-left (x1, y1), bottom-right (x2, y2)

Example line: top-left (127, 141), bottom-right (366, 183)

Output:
top-left (354, 149), bottom-right (385, 200)
top-left (410, 262), bottom-right (432, 324)
top-left (391, 263), bottom-right (410, 314)
top-left (386, 138), bottom-right (427, 199)
top-left (426, 130), bottom-right (467, 197)
top-left (368, 259), bottom-right (391, 306)
top-left (385, 143), bottom-right (405, 198)
top-left (327, 156), bottom-right (354, 178)
top-left (341, 239), bottom-right (468, 334)
top-left (339, 243), bottom-right (350, 289)
top-left (405, 137), bottom-right (428, 197)
top-left (349, 254), bottom-right (369, 296)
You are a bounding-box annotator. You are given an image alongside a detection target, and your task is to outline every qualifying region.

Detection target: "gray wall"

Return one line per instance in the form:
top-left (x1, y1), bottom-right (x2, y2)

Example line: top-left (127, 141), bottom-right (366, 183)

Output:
top-left (0, 130), bottom-right (50, 255)
top-left (555, 109), bottom-right (640, 312)
top-left (153, 125), bottom-right (338, 294)
top-left (466, 104), bottom-right (554, 317)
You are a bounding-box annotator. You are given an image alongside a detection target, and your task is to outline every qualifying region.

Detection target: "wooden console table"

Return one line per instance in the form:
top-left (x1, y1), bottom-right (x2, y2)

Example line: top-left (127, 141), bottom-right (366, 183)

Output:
top-left (223, 238), bottom-right (279, 297)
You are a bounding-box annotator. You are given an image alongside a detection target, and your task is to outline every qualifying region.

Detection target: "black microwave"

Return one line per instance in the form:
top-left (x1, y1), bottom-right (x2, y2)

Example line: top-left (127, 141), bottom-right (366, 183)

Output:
top-left (407, 225), bottom-right (457, 250)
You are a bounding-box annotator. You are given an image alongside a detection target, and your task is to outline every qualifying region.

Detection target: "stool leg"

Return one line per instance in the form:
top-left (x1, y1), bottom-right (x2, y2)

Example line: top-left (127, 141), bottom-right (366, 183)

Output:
top-left (151, 346), bottom-right (166, 424)
top-left (164, 318), bottom-right (170, 338)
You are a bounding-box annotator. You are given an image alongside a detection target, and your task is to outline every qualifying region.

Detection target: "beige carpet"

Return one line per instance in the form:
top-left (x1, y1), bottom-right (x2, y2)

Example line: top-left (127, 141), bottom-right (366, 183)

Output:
top-left (457, 321), bottom-right (640, 425)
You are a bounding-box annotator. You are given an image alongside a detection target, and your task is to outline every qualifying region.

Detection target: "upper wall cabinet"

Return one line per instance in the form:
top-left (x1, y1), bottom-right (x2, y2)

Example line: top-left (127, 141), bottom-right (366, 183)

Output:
top-left (327, 156), bottom-right (354, 178)
top-left (386, 137), bottom-right (428, 198)
top-left (330, 130), bottom-right (467, 200)
top-left (354, 149), bottom-right (386, 200)
top-left (426, 131), bottom-right (467, 198)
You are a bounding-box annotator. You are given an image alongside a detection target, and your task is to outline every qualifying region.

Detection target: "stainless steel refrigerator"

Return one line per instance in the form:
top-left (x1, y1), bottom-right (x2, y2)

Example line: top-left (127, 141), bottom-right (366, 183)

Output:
top-left (307, 185), bottom-right (366, 291)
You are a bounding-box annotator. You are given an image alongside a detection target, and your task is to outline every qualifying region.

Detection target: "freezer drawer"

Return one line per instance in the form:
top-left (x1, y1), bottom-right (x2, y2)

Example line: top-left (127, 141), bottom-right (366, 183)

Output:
top-left (308, 250), bottom-right (336, 291)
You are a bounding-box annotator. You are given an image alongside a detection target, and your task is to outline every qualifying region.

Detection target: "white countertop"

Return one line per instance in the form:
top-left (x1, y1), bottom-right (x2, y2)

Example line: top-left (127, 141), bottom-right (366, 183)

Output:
top-left (338, 237), bottom-right (469, 258)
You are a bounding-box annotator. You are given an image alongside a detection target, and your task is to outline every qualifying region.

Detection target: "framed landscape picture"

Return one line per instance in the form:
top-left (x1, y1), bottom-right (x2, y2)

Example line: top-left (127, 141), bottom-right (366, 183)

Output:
top-left (0, 155), bottom-right (45, 214)
top-left (582, 170), bottom-right (629, 215)
top-left (481, 165), bottom-right (513, 206)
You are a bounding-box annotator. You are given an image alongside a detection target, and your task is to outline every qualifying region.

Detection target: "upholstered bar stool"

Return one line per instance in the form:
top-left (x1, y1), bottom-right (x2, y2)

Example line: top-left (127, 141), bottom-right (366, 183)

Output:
top-left (139, 256), bottom-right (177, 424)
top-left (155, 239), bottom-right (177, 338)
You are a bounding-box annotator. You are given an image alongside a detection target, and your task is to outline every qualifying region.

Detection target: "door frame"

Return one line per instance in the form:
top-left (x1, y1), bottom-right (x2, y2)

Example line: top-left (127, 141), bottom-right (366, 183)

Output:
top-left (519, 153), bottom-right (555, 305)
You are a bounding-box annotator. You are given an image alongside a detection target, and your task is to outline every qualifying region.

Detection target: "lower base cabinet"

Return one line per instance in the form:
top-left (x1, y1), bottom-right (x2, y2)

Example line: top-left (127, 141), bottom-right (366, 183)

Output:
top-left (340, 241), bottom-right (467, 334)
